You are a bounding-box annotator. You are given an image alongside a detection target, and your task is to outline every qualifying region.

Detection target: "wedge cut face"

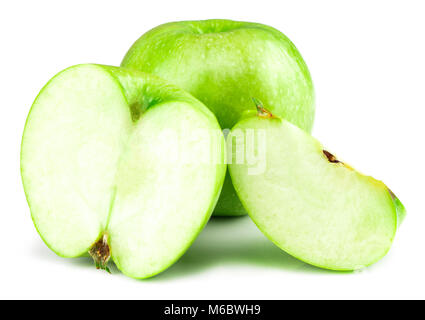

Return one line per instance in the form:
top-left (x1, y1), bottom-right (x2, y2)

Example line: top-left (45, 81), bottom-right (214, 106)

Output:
top-left (21, 64), bottom-right (226, 278)
top-left (228, 110), bottom-right (405, 271)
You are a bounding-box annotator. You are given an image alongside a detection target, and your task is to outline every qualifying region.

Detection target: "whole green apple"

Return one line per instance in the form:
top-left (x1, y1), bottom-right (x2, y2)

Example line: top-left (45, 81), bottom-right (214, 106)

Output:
top-left (121, 19), bottom-right (315, 216)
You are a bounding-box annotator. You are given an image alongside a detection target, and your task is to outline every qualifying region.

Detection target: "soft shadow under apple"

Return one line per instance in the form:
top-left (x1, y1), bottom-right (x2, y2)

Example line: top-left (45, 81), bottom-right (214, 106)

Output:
top-left (154, 216), bottom-right (331, 280)
top-left (31, 216), bottom-right (337, 280)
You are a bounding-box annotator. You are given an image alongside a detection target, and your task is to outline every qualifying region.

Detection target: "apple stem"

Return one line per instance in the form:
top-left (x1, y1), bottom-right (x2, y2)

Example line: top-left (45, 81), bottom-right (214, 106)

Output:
top-left (252, 97), bottom-right (274, 119)
top-left (89, 233), bottom-right (111, 273)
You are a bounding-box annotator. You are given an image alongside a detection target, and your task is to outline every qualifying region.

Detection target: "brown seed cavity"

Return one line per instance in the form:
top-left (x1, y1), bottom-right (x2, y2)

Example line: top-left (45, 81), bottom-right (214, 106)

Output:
top-left (89, 233), bottom-right (111, 273)
top-left (323, 150), bottom-right (341, 163)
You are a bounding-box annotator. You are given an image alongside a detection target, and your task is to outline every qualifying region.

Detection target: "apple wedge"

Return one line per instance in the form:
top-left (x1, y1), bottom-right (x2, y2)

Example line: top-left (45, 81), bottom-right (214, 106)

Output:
top-left (228, 101), bottom-right (405, 270)
top-left (21, 64), bottom-right (226, 278)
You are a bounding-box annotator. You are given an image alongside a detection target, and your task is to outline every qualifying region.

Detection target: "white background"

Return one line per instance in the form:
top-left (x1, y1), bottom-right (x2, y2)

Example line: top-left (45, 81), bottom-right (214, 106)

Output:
top-left (1, 0), bottom-right (424, 299)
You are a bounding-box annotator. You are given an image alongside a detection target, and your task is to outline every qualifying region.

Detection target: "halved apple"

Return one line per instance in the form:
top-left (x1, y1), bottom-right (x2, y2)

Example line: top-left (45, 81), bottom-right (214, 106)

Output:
top-left (228, 101), bottom-right (405, 270)
top-left (21, 64), bottom-right (226, 278)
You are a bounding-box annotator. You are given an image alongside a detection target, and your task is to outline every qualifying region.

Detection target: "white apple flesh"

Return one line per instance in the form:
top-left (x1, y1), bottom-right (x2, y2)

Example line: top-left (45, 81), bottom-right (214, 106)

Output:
top-left (21, 64), bottom-right (226, 278)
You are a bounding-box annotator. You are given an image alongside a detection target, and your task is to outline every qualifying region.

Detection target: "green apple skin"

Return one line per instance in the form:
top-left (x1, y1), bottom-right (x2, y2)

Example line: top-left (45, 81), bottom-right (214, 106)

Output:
top-left (227, 111), bottom-right (405, 271)
top-left (21, 64), bottom-right (226, 279)
top-left (121, 19), bottom-right (315, 216)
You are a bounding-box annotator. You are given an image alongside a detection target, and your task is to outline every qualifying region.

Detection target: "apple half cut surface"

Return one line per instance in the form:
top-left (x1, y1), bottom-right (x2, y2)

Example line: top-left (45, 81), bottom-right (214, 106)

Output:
top-left (21, 64), bottom-right (226, 278)
top-left (228, 101), bottom-right (405, 271)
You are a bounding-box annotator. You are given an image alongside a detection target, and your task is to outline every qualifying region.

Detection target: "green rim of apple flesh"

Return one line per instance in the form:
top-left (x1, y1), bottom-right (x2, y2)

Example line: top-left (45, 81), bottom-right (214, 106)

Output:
top-left (121, 19), bottom-right (315, 217)
top-left (228, 101), bottom-right (405, 271)
top-left (387, 189), bottom-right (406, 227)
top-left (21, 64), bottom-right (226, 278)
